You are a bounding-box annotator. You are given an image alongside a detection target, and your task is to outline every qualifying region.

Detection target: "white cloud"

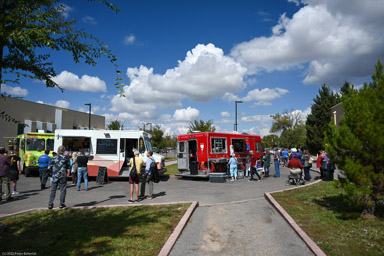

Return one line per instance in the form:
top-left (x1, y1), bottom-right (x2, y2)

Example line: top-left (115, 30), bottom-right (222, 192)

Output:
top-left (224, 87), bottom-right (289, 106)
top-left (93, 106), bottom-right (100, 113)
top-left (173, 107), bottom-right (199, 122)
top-left (82, 16), bottom-right (97, 25)
top-left (288, 0), bottom-right (301, 6)
top-left (243, 87), bottom-right (289, 101)
top-left (123, 34), bottom-right (136, 45)
top-left (252, 101), bottom-right (272, 106)
top-left (221, 111), bottom-right (230, 117)
top-left (52, 71), bottom-right (107, 92)
top-left (242, 127), bottom-right (272, 137)
top-left (230, 0), bottom-right (384, 87)
top-left (1, 84), bottom-right (28, 96)
top-left (126, 43), bottom-right (247, 102)
top-left (160, 114), bottom-right (172, 122)
top-left (222, 92), bottom-right (240, 102)
top-left (241, 115), bottom-right (273, 123)
top-left (59, 4), bottom-right (73, 18)
top-left (216, 118), bottom-right (232, 124)
top-left (55, 100), bottom-right (70, 109)
top-left (109, 43), bottom-right (247, 121)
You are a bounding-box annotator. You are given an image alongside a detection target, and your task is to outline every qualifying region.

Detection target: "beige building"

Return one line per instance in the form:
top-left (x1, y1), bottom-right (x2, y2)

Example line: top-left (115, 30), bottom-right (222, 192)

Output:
top-left (0, 97), bottom-right (105, 147)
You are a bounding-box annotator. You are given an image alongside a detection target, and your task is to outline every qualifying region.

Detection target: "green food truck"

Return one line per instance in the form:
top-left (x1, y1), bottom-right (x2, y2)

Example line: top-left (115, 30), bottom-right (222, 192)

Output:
top-left (9, 132), bottom-right (55, 176)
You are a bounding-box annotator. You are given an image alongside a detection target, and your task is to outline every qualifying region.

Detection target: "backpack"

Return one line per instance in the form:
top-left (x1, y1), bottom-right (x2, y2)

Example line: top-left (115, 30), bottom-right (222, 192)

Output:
top-left (130, 158), bottom-right (137, 179)
top-left (150, 160), bottom-right (160, 183)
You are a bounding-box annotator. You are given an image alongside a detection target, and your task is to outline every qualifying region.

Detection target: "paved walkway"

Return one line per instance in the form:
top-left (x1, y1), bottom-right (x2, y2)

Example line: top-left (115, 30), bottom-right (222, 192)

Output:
top-left (1, 166), bottom-right (320, 255)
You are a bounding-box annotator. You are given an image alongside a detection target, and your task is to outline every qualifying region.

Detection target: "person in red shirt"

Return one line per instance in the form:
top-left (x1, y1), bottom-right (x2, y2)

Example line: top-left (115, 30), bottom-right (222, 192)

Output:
top-left (287, 154), bottom-right (304, 169)
top-left (249, 150), bottom-right (262, 181)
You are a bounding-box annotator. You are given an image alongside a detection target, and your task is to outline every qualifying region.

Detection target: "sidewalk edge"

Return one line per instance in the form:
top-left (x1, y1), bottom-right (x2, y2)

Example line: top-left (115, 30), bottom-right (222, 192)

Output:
top-left (265, 180), bottom-right (327, 256)
top-left (158, 200), bottom-right (199, 256)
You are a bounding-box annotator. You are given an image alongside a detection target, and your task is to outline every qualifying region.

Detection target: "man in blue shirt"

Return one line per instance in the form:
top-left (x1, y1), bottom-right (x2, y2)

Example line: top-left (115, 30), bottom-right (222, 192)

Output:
top-left (140, 150), bottom-right (155, 200)
top-left (38, 150), bottom-right (51, 190)
top-left (282, 149), bottom-right (289, 167)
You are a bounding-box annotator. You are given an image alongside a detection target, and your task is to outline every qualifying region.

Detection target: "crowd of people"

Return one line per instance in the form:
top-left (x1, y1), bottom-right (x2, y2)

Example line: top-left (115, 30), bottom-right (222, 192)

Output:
top-left (227, 147), bottom-right (336, 183)
top-left (0, 145), bottom-right (158, 208)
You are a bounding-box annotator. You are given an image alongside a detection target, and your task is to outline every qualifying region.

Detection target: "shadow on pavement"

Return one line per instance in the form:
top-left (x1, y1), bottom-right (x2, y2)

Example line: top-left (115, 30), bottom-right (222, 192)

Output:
top-left (152, 191), bottom-right (166, 199)
top-left (72, 195), bottom-right (127, 207)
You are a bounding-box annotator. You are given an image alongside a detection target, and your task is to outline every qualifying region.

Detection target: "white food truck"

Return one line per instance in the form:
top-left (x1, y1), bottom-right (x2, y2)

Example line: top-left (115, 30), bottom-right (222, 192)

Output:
top-left (53, 129), bottom-right (166, 177)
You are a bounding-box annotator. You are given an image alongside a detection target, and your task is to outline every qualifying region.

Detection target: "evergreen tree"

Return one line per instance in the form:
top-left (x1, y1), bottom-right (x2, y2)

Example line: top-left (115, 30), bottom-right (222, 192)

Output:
top-left (306, 84), bottom-right (340, 154)
top-left (340, 81), bottom-right (356, 98)
top-left (325, 60), bottom-right (384, 216)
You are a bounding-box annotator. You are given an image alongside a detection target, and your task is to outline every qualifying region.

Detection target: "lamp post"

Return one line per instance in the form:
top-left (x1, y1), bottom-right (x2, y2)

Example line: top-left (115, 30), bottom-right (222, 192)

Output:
top-left (146, 122), bottom-right (153, 132)
top-left (234, 100), bottom-right (243, 131)
top-left (85, 103), bottom-right (91, 130)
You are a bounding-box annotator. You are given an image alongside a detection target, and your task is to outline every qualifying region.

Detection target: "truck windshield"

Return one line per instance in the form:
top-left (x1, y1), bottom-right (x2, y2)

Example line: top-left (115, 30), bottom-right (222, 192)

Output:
top-left (144, 137), bottom-right (153, 151)
top-left (26, 139), bottom-right (45, 151)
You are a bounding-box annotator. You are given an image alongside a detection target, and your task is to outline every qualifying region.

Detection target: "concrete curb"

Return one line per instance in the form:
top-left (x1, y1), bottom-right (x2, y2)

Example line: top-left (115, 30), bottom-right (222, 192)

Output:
top-left (265, 179), bottom-right (326, 256)
top-left (0, 201), bottom-right (196, 218)
top-left (158, 201), bottom-right (199, 256)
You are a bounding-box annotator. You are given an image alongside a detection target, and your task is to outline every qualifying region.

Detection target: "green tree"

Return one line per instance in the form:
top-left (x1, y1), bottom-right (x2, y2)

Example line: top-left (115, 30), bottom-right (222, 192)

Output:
top-left (340, 81), bottom-right (356, 98)
top-left (262, 134), bottom-right (279, 148)
top-left (188, 119), bottom-right (216, 133)
top-left (107, 119), bottom-right (123, 130)
top-left (325, 60), bottom-right (384, 216)
top-left (279, 124), bottom-right (306, 148)
top-left (270, 110), bottom-right (306, 148)
top-left (306, 84), bottom-right (340, 154)
top-left (147, 125), bottom-right (164, 149)
top-left (0, 0), bottom-right (123, 122)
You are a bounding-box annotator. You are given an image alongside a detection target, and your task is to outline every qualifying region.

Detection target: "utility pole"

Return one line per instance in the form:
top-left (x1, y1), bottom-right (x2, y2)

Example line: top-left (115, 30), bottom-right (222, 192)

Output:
top-left (234, 100), bottom-right (243, 131)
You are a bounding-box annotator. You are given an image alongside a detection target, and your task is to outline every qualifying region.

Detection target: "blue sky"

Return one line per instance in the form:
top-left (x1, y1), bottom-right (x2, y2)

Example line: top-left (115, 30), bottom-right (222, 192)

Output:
top-left (3, 0), bottom-right (384, 136)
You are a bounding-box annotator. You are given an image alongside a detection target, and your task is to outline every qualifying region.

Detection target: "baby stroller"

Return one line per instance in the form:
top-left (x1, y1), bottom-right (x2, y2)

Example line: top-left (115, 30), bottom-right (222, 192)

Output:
top-left (285, 168), bottom-right (305, 186)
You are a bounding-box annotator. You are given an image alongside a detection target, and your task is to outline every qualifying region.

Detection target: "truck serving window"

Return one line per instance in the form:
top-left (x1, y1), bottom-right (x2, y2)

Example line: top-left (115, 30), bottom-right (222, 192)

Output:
top-left (232, 139), bottom-right (245, 153)
top-left (26, 139), bottom-right (45, 151)
top-left (96, 139), bottom-right (118, 154)
top-left (211, 137), bottom-right (227, 154)
top-left (47, 139), bottom-right (54, 151)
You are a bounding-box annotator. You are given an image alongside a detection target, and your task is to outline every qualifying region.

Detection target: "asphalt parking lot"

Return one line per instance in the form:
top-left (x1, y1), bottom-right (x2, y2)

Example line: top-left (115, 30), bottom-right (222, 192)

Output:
top-left (1, 166), bottom-right (318, 256)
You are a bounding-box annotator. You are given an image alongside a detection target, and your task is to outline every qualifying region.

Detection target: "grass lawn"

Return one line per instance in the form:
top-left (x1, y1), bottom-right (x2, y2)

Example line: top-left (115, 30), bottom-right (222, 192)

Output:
top-left (165, 163), bottom-right (178, 175)
top-left (0, 203), bottom-right (190, 256)
top-left (272, 181), bottom-right (384, 256)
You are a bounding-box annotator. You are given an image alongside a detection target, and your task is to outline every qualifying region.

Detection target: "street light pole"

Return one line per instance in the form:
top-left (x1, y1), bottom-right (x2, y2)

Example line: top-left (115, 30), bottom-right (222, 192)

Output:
top-left (85, 103), bottom-right (91, 130)
top-left (234, 100), bottom-right (243, 131)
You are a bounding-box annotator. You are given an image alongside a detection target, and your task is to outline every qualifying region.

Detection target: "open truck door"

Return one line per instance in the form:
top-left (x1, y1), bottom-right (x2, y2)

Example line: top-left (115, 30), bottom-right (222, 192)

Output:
top-left (177, 141), bottom-right (189, 170)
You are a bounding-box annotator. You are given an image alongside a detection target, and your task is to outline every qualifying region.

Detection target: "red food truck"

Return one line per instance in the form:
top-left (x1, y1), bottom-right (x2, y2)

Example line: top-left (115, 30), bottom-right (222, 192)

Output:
top-left (176, 132), bottom-right (263, 177)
